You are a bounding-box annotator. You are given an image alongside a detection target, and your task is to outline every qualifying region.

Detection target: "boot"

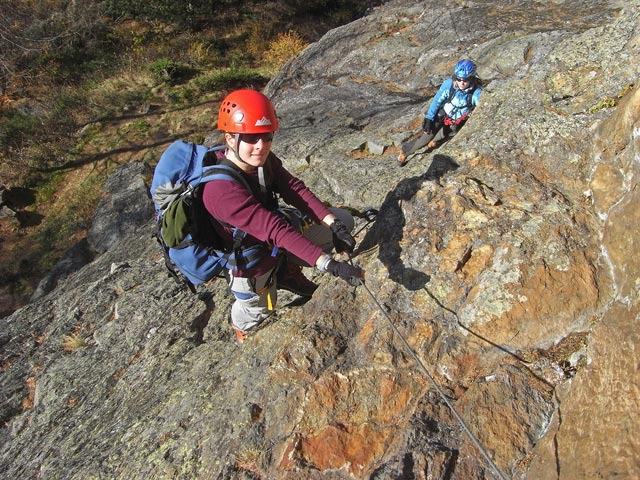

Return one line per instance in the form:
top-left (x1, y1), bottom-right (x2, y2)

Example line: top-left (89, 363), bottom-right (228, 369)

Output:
top-left (277, 261), bottom-right (318, 297)
top-left (232, 324), bottom-right (247, 346)
top-left (427, 139), bottom-right (439, 149)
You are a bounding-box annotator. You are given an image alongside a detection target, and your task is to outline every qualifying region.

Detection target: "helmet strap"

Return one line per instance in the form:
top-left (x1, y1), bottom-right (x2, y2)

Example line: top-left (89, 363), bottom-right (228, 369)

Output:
top-left (231, 133), bottom-right (252, 167)
top-left (227, 133), bottom-right (268, 181)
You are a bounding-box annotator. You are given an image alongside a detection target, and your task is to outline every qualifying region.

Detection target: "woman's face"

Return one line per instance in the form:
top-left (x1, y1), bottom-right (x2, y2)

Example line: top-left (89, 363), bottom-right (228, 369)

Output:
top-left (226, 132), bottom-right (274, 170)
top-left (455, 76), bottom-right (471, 89)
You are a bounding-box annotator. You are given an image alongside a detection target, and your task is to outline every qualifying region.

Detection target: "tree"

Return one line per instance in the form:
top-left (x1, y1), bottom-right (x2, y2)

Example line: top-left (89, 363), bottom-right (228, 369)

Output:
top-left (104, 0), bottom-right (239, 28)
top-left (0, 0), bottom-right (110, 96)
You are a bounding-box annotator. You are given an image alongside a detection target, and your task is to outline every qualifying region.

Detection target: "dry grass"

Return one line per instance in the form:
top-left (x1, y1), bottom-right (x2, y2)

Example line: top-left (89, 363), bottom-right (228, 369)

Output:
top-left (62, 333), bottom-right (87, 352)
top-left (22, 376), bottom-right (37, 410)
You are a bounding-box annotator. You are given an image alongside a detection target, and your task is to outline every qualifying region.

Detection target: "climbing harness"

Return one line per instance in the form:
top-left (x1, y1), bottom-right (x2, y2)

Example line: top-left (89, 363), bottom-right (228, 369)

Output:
top-left (349, 268), bottom-right (508, 480)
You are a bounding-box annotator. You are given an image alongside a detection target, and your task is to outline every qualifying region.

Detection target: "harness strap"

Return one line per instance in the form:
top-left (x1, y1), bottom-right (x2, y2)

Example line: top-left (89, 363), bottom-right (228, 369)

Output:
top-left (443, 112), bottom-right (470, 126)
top-left (258, 166), bottom-right (267, 194)
top-left (446, 79), bottom-right (476, 118)
top-left (205, 161), bottom-right (280, 266)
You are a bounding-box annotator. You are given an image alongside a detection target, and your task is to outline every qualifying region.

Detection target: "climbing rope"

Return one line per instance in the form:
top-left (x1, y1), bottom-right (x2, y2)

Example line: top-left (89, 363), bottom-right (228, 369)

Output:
top-left (346, 209), bottom-right (506, 478)
top-left (354, 277), bottom-right (509, 480)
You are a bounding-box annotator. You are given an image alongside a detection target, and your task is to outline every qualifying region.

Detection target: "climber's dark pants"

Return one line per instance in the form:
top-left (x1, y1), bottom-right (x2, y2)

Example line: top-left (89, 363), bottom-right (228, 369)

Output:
top-left (401, 117), bottom-right (467, 156)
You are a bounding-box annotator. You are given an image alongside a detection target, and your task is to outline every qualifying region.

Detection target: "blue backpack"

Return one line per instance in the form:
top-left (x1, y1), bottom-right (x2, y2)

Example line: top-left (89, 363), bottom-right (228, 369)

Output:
top-left (150, 140), bottom-right (269, 292)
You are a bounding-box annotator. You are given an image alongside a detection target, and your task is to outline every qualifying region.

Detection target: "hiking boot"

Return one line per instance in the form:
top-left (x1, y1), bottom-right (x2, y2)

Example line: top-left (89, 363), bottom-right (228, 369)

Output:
top-left (427, 139), bottom-right (439, 149)
top-left (232, 325), bottom-right (247, 346)
top-left (277, 262), bottom-right (318, 297)
top-left (397, 152), bottom-right (408, 167)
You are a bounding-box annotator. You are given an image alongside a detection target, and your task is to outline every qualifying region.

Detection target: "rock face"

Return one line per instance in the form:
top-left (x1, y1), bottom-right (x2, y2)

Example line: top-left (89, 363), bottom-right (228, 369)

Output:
top-left (1, 1), bottom-right (639, 479)
top-left (87, 161), bottom-right (155, 254)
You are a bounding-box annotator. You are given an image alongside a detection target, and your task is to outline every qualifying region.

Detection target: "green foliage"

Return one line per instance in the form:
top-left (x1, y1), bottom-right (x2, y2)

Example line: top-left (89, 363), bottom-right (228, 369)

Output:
top-left (33, 47), bottom-right (115, 86)
top-left (50, 90), bottom-right (86, 128)
top-left (105, 0), bottom-right (237, 28)
top-left (1, 0), bottom-right (119, 93)
top-left (34, 172), bottom-right (105, 251)
top-left (192, 69), bottom-right (268, 93)
top-left (88, 83), bottom-right (153, 120)
top-left (186, 37), bottom-right (230, 66)
top-left (147, 59), bottom-right (198, 85)
top-left (618, 83), bottom-right (634, 98)
top-left (0, 110), bottom-right (40, 149)
top-left (283, 0), bottom-right (378, 19)
top-left (105, 0), bottom-right (380, 31)
top-left (588, 97), bottom-right (616, 114)
top-left (34, 171), bottom-right (65, 206)
top-left (128, 119), bottom-right (151, 132)
top-left (588, 83), bottom-right (635, 114)
top-left (0, 89), bottom-right (83, 177)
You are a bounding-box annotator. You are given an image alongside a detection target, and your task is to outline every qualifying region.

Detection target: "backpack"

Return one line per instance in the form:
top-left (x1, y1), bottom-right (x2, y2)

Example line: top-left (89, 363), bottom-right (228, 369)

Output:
top-left (150, 140), bottom-right (270, 292)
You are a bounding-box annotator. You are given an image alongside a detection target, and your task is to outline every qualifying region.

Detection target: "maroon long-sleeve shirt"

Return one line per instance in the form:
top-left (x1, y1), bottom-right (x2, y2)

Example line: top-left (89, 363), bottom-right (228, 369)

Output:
top-left (202, 152), bottom-right (332, 277)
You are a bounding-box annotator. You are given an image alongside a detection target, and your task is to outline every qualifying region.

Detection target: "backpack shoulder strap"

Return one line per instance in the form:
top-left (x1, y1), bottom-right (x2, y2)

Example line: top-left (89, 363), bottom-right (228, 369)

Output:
top-left (198, 158), bottom-right (279, 255)
top-left (197, 164), bottom-right (258, 256)
top-left (466, 85), bottom-right (477, 110)
top-left (202, 163), bottom-right (252, 192)
top-left (212, 157), bottom-right (278, 209)
top-left (448, 79), bottom-right (456, 102)
top-left (448, 78), bottom-right (476, 110)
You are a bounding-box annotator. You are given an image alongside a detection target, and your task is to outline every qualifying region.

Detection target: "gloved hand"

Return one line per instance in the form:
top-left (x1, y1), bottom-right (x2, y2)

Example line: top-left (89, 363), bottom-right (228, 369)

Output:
top-left (326, 260), bottom-right (365, 286)
top-left (421, 117), bottom-right (434, 135)
top-left (330, 219), bottom-right (356, 253)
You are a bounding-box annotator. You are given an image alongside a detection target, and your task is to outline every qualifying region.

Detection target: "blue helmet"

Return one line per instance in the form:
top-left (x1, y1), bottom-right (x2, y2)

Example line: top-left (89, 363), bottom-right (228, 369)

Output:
top-left (454, 59), bottom-right (477, 79)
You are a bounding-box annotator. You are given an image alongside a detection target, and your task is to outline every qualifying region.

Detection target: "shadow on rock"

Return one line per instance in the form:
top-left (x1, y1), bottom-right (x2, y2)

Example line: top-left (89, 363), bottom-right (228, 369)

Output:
top-left (30, 239), bottom-right (96, 302)
top-left (355, 155), bottom-right (458, 290)
top-left (422, 154), bottom-right (460, 182)
top-left (189, 291), bottom-right (216, 345)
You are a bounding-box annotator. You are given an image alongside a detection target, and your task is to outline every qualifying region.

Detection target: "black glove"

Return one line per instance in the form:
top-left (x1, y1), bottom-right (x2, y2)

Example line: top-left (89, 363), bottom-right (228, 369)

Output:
top-left (421, 117), bottom-right (434, 135)
top-left (326, 260), bottom-right (364, 286)
top-left (330, 219), bottom-right (356, 253)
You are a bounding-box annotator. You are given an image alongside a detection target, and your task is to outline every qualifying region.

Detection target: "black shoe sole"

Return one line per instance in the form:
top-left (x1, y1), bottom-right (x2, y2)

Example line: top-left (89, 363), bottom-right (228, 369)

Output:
top-left (277, 282), bottom-right (318, 297)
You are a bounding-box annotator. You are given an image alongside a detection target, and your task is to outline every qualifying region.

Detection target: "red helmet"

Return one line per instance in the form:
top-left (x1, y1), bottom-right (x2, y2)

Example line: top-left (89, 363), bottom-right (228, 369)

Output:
top-left (217, 89), bottom-right (279, 133)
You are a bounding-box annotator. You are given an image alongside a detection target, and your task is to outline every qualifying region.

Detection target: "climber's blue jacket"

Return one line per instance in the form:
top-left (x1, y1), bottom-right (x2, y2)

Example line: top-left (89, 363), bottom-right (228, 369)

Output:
top-left (425, 77), bottom-right (483, 122)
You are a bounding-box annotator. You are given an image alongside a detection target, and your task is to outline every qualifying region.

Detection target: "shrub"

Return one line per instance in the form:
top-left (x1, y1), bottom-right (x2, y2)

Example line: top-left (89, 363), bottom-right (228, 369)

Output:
top-left (105, 0), bottom-right (239, 28)
top-left (146, 58), bottom-right (199, 85)
top-left (0, 110), bottom-right (40, 149)
top-left (265, 31), bottom-right (307, 71)
top-left (245, 20), bottom-right (275, 60)
top-left (192, 69), bottom-right (268, 93)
